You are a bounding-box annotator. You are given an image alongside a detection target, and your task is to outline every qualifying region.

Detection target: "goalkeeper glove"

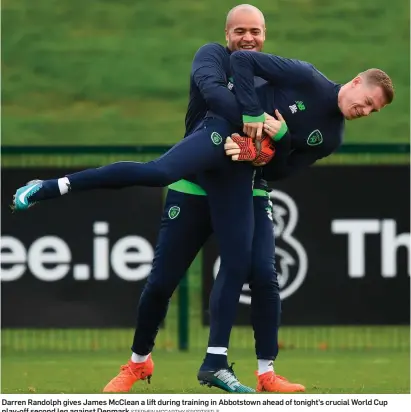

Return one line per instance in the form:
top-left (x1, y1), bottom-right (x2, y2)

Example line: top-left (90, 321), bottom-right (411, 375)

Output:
top-left (252, 133), bottom-right (276, 166)
top-left (224, 133), bottom-right (275, 166)
top-left (226, 134), bottom-right (257, 161)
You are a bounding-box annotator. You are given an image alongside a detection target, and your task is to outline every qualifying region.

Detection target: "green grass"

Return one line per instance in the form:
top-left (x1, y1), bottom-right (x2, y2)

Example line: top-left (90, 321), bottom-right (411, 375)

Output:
top-left (1, 349), bottom-right (409, 394)
top-left (2, 0), bottom-right (410, 146)
top-left (2, 326), bottom-right (409, 353)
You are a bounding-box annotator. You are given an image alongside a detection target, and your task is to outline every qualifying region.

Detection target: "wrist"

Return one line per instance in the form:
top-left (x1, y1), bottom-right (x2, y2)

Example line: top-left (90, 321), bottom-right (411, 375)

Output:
top-left (243, 114), bottom-right (265, 123)
top-left (272, 122), bottom-right (288, 141)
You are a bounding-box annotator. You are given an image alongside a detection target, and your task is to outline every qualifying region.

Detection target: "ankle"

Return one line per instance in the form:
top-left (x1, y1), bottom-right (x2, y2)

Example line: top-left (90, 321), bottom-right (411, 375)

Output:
top-left (257, 359), bottom-right (274, 375)
top-left (131, 352), bottom-right (150, 363)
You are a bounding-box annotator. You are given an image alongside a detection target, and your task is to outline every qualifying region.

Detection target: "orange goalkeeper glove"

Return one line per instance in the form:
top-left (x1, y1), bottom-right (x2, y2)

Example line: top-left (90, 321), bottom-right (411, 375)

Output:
top-left (224, 133), bottom-right (275, 166)
top-left (252, 133), bottom-right (276, 166)
top-left (228, 134), bottom-right (257, 161)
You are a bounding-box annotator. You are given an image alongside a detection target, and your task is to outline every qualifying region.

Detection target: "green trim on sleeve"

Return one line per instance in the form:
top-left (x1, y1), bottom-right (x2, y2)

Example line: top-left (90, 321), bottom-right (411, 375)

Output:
top-left (242, 114), bottom-right (266, 123)
top-left (272, 122), bottom-right (288, 141)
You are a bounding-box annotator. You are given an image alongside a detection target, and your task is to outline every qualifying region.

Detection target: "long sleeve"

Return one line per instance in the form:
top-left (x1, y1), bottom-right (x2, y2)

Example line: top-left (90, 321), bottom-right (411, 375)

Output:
top-left (263, 131), bottom-right (292, 177)
top-left (230, 51), bottom-right (313, 122)
top-left (192, 44), bottom-right (242, 126)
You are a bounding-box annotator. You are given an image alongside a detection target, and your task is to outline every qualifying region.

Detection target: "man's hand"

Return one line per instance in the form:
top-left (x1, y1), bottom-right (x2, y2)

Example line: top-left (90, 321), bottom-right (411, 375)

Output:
top-left (253, 134), bottom-right (276, 166)
top-left (224, 134), bottom-right (257, 161)
top-left (225, 133), bottom-right (275, 165)
top-left (243, 122), bottom-right (264, 141)
top-left (242, 110), bottom-right (284, 141)
top-left (263, 109), bottom-right (286, 139)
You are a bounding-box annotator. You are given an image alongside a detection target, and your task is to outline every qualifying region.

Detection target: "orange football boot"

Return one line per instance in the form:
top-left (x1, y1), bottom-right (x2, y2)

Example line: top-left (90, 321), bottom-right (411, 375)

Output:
top-left (256, 371), bottom-right (305, 393)
top-left (103, 355), bottom-right (154, 393)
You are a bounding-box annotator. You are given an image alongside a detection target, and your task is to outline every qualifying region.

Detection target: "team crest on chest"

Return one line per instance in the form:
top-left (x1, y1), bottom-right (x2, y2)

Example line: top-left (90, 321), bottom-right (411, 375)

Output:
top-left (307, 129), bottom-right (323, 146)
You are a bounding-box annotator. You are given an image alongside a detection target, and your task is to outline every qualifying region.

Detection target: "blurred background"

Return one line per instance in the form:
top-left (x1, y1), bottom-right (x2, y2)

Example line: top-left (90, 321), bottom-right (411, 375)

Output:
top-left (1, 0), bottom-right (410, 393)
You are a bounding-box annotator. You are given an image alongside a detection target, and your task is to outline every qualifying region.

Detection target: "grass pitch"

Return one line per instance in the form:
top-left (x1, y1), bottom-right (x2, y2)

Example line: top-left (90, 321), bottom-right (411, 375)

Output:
top-left (2, 348), bottom-right (409, 394)
top-left (2, 0), bottom-right (409, 146)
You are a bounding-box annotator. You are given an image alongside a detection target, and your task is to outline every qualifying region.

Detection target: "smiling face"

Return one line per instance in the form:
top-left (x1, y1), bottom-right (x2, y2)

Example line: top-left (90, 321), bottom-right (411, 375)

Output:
top-left (225, 6), bottom-right (266, 52)
top-left (340, 77), bottom-right (386, 120)
top-left (338, 69), bottom-right (394, 120)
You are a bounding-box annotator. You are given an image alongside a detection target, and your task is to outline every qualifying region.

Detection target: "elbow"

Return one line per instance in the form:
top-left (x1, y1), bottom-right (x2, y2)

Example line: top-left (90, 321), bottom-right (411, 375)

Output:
top-left (230, 50), bottom-right (242, 59)
top-left (231, 50), bottom-right (251, 58)
top-left (230, 51), bottom-right (254, 75)
top-left (202, 88), bottom-right (230, 110)
top-left (230, 50), bottom-right (253, 67)
top-left (203, 93), bottom-right (221, 109)
top-left (230, 50), bottom-right (247, 62)
top-left (199, 83), bottom-right (225, 104)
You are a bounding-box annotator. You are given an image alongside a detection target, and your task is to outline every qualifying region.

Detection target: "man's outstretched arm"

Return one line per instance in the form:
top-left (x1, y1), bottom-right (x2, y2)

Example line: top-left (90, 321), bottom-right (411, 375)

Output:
top-left (230, 51), bottom-right (313, 122)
